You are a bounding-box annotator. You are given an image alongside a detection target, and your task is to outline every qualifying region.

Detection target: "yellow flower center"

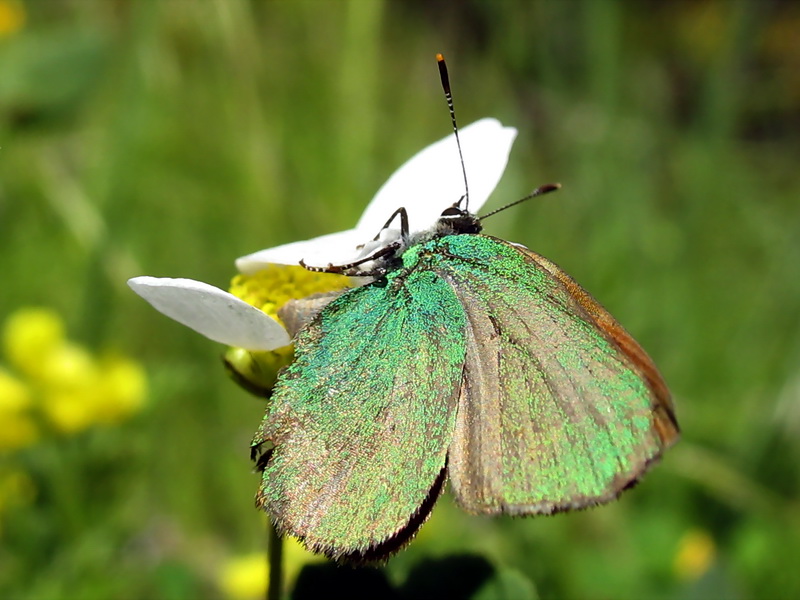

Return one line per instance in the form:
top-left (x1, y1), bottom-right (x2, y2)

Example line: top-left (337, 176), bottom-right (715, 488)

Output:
top-left (228, 264), bottom-right (351, 327)
top-left (225, 265), bottom-right (351, 397)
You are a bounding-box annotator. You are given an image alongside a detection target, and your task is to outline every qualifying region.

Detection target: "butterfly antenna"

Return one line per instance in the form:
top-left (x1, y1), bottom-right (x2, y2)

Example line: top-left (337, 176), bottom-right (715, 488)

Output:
top-left (478, 183), bottom-right (562, 221)
top-left (437, 53), bottom-right (470, 211)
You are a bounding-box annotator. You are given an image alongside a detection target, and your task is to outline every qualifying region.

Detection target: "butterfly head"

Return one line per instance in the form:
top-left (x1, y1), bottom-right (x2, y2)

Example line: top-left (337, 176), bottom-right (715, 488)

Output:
top-left (434, 201), bottom-right (483, 237)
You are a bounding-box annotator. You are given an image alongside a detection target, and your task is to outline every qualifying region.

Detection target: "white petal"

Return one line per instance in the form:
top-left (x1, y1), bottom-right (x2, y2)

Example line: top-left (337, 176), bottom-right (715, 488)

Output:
top-left (236, 227), bottom-right (405, 273)
top-left (356, 118), bottom-right (517, 236)
top-left (234, 118), bottom-right (517, 273)
top-left (128, 276), bottom-right (291, 351)
top-left (235, 229), bottom-right (365, 273)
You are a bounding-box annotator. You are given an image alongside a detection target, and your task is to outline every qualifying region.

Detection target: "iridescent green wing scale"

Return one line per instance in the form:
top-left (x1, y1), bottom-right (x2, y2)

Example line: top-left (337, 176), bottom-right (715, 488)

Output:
top-left (431, 235), bottom-right (679, 515)
top-left (254, 268), bottom-right (466, 560)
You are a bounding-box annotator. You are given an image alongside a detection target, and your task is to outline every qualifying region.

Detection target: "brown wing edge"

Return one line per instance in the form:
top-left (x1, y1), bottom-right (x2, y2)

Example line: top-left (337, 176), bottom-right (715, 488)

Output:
top-left (256, 463), bottom-right (449, 564)
top-left (337, 463), bottom-right (448, 564)
top-left (509, 243), bottom-right (680, 448)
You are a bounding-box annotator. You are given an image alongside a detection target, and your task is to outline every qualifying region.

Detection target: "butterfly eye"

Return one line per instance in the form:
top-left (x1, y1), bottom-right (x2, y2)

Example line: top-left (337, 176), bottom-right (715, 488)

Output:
top-left (440, 205), bottom-right (464, 217)
top-left (441, 194), bottom-right (469, 218)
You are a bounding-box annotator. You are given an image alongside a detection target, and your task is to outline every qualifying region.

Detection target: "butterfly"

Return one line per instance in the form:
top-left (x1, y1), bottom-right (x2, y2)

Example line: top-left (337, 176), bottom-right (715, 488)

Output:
top-left (250, 55), bottom-right (679, 562)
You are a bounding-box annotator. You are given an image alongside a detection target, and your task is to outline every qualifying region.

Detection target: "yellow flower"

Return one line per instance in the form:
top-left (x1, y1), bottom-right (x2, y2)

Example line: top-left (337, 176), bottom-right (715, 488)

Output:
top-left (93, 356), bottom-right (148, 424)
top-left (283, 536), bottom-right (325, 585)
top-left (674, 529), bottom-right (716, 581)
top-left (40, 388), bottom-right (99, 435)
top-left (0, 368), bottom-right (31, 412)
top-left (219, 553), bottom-right (269, 600)
top-left (3, 308), bottom-right (65, 379)
top-left (0, 369), bottom-right (38, 450)
top-left (218, 538), bottom-right (324, 600)
top-left (38, 351), bottom-right (147, 433)
top-left (2, 307), bottom-right (148, 436)
top-left (35, 342), bottom-right (99, 434)
top-left (38, 342), bottom-right (97, 390)
top-left (0, 0), bottom-right (25, 38)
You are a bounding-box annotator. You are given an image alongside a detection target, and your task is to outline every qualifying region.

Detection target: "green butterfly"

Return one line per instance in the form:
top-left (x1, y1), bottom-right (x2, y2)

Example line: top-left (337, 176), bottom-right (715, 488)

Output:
top-left (251, 189), bottom-right (678, 560)
top-left (247, 59), bottom-right (678, 561)
top-left (130, 60), bottom-right (678, 563)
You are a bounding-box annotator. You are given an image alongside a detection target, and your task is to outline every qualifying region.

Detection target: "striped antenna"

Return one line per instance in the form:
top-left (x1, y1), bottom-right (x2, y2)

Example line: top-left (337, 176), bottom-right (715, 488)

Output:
top-left (478, 183), bottom-right (562, 221)
top-left (437, 53), bottom-right (470, 211)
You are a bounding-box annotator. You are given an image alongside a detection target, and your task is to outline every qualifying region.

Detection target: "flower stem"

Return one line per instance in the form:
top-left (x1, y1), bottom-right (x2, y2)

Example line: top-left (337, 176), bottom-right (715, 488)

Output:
top-left (267, 520), bottom-right (284, 600)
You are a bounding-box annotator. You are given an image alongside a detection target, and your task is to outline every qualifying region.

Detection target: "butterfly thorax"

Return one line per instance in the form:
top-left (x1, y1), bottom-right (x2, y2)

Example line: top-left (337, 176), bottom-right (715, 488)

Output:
top-left (390, 210), bottom-right (484, 280)
top-left (339, 207), bottom-right (482, 280)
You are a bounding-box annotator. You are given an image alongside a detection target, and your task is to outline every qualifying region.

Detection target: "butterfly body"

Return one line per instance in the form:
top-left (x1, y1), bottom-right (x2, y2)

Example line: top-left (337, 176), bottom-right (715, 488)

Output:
top-left (253, 212), bottom-right (678, 561)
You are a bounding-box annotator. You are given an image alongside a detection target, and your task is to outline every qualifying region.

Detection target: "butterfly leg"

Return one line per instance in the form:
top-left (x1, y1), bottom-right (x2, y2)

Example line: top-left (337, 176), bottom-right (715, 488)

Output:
top-left (300, 207), bottom-right (410, 276)
top-left (373, 207), bottom-right (410, 242)
top-left (354, 207), bottom-right (410, 253)
top-left (300, 241), bottom-right (402, 276)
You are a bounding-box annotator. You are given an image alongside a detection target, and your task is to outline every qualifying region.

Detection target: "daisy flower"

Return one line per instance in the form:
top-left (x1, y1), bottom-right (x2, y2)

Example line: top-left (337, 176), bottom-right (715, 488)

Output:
top-left (128, 118), bottom-right (517, 360)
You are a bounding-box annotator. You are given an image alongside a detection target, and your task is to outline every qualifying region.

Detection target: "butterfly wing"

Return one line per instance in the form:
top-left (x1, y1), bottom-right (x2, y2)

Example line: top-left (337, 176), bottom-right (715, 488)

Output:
top-left (254, 269), bottom-right (466, 560)
top-left (431, 235), bottom-right (678, 515)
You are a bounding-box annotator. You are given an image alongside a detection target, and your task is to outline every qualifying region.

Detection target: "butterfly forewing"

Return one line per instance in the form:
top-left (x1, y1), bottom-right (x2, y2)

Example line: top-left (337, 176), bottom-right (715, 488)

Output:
top-left (254, 270), bottom-right (465, 559)
top-left (427, 235), bottom-right (678, 515)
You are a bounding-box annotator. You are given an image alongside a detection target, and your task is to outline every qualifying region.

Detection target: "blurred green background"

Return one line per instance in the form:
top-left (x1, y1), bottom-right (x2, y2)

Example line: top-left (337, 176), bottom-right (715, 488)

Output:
top-left (1, 1), bottom-right (799, 598)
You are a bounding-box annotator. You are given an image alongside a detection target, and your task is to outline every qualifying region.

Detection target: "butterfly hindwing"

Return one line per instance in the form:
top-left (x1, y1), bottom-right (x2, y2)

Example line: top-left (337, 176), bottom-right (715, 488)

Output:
top-left (426, 234), bottom-right (678, 515)
top-left (254, 268), bottom-right (466, 559)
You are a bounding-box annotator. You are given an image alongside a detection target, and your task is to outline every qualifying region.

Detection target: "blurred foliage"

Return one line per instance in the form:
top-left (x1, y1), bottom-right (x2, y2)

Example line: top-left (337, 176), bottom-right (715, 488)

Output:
top-left (1, 0), bottom-right (799, 598)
